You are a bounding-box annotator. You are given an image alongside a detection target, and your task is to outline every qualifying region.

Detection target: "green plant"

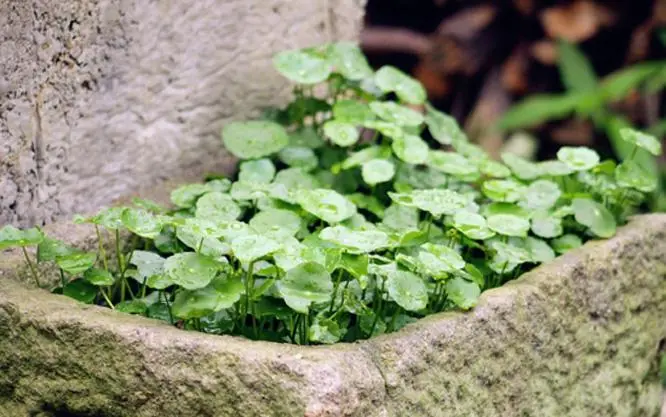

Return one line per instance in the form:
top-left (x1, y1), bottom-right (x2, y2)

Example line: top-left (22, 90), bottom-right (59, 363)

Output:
top-left (499, 39), bottom-right (665, 208)
top-left (1, 43), bottom-right (661, 345)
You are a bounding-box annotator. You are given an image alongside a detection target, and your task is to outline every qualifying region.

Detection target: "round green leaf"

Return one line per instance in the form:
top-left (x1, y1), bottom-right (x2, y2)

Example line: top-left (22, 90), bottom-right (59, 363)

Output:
top-left (231, 234), bottom-right (281, 264)
top-left (427, 151), bottom-right (478, 177)
top-left (289, 127), bottom-right (326, 149)
top-left (278, 146), bottom-right (318, 171)
top-left (78, 207), bottom-right (126, 230)
top-left (382, 204), bottom-right (419, 231)
top-left (206, 178), bottom-right (232, 193)
top-left (274, 167), bottom-right (320, 190)
top-left (56, 252), bottom-right (97, 275)
top-left (619, 128), bottom-right (662, 156)
top-left (369, 101), bottom-right (424, 127)
top-left (63, 279), bottom-right (98, 304)
top-left (230, 181), bottom-right (268, 201)
top-left (340, 146), bottom-right (385, 170)
top-left (222, 121), bottom-right (289, 159)
top-left (445, 276), bottom-right (480, 310)
top-left (164, 252), bottom-right (220, 290)
top-left (329, 42), bottom-right (373, 81)
top-left (273, 49), bottom-right (331, 84)
top-left (482, 180), bottom-right (526, 202)
top-left (524, 237), bottom-right (555, 263)
top-left (487, 241), bottom-right (531, 274)
top-left (175, 219), bottom-right (227, 254)
top-left (551, 234), bottom-right (583, 254)
top-left (615, 160), bottom-right (658, 192)
top-left (145, 274), bottom-right (176, 290)
top-left (572, 198), bottom-right (616, 238)
top-left (115, 299), bottom-right (149, 315)
top-left (392, 134), bottom-right (429, 165)
top-left (530, 212), bottom-right (563, 238)
top-left (452, 211), bottom-right (495, 240)
top-left (361, 159), bottom-right (395, 186)
top-left (308, 317), bottom-right (344, 344)
top-left (418, 243), bottom-right (465, 277)
top-left (537, 160), bottom-right (574, 177)
top-left (296, 189), bottom-right (357, 224)
top-left (424, 103), bottom-right (466, 145)
top-left (386, 270), bottom-right (428, 312)
top-left (482, 202), bottom-right (530, 218)
top-left (0, 226), bottom-right (44, 250)
top-left (130, 250), bottom-right (165, 281)
top-left (195, 192), bottom-right (242, 221)
top-left (519, 180), bottom-right (561, 211)
top-left (239, 158), bottom-right (276, 184)
top-left (486, 214), bottom-right (530, 237)
top-left (277, 262), bottom-right (333, 314)
top-left (374, 65), bottom-right (427, 104)
top-left (556, 146), bottom-right (600, 171)
top-left (332, 99), bottom-right (375, 124)
top-left (362, 120), bottom-right (404, 140)
top-left (250, 209), bottom-right (302, 238)
top-left (121, 208), bottom-right (162, 239)
top-left (37, 238), bottom-right (76, 262)
top-left (83, 268), bottom-right (115, 286)
top-left (323, 120), bottom-right (360, 147)
top-left (171, 275), bottom-right (244, 320)
top-left (170, 184), bottom-right (212, 208)
top-left (501, 153), bottom-right (540, 180)
top-left (389, 189), bottom-right (468, 217)
top-left (479, 160), bottom-right (511, 178)
top-left (319, 226), bottom-right (390, 253)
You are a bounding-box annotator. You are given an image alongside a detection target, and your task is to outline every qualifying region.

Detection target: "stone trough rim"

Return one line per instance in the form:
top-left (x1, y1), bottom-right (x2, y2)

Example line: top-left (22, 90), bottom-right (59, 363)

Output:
top-left (1, 208), bottom-right (662, 354)
top-left (2, 194), bottom-right (665, 416)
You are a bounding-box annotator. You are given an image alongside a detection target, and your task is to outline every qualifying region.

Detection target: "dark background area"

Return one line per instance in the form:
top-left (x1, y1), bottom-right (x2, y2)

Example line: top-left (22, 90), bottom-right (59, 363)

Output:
top-left (361, 0), bottom-right (666, 160)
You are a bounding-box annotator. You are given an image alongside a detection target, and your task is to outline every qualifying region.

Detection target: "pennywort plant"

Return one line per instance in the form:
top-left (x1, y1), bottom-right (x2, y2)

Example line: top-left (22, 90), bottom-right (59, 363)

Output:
top-left (1, 43), bottom-right (662, 345)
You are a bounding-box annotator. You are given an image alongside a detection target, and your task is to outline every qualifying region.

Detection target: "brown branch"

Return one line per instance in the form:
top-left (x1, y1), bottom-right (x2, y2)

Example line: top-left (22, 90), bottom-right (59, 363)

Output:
top-left (360, 27), bottom-right (432, 56)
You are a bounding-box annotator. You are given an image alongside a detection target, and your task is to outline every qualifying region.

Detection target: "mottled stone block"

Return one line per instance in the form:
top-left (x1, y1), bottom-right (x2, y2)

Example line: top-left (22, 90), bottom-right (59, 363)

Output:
top-left (0, 0), bottom-right (366, 226)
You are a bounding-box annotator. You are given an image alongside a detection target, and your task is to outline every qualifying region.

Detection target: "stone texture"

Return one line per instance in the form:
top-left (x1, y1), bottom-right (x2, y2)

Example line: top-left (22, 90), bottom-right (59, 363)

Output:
top-left (1, 213), bottom-right (665, 416)
top-left (0, 0), bottom-right (367, 227)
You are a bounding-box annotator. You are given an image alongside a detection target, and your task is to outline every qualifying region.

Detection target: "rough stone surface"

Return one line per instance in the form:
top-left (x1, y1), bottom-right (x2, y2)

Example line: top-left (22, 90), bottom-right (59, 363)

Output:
top-left (0, 0), bottom-right (367, 227)
top-left (0, 213), bottom-right (664, 416)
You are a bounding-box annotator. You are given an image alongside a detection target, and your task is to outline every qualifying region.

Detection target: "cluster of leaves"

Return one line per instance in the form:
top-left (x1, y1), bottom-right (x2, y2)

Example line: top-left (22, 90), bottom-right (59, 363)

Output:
top-left (1, 42), bottom-right (662, 345)
top-left (499, 39), bottom-right (666, 209)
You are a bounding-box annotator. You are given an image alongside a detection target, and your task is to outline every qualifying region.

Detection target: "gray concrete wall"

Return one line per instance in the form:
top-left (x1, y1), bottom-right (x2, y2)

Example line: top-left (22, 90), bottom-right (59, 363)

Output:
top-left (0, 0), bottom-right (367, 227)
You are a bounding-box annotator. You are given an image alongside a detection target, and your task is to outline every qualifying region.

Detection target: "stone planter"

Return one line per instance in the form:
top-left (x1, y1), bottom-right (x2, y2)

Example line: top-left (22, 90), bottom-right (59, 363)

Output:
top-left (1, 202), bottom-right (665, 416)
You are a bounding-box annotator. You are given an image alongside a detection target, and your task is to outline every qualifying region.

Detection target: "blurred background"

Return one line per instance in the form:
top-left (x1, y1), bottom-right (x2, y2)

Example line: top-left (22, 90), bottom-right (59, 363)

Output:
top-left (360, 0), bottom-right (665, 166)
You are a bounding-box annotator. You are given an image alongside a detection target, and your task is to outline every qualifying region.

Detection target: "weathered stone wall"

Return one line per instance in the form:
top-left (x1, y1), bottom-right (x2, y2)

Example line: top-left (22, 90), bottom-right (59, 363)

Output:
top-left (0, 0), bottom-right (367, 227)
top-left (1, 213), bottom-right (664, 416)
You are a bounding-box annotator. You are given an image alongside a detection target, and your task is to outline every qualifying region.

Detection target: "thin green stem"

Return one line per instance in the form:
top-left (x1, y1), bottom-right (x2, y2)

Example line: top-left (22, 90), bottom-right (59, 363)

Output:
top-left (21, 247), bottom-right (41, 287)
top-left (59, 268), bottom-right (67, 288)
top-left (300, 314), bottom-right (308, 345)
top-left (328, 269), bottom-right (344, 314)
top-left (369, 277), bottom-right (386, 337)
top-left (115, 229), bottom-right (123, 272)
top-left (244, 262), bottom-right (255, 318)
top-left (161, 291), bottom-right (174, 324)
top-left (95, 225), bottom-right (109, 271)
top-left (100, 288), bottom-right (115, 309)
top-left (290, 314), bottom-right (300, 344)
top-left (629, 144), bottom-right (638, 160)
